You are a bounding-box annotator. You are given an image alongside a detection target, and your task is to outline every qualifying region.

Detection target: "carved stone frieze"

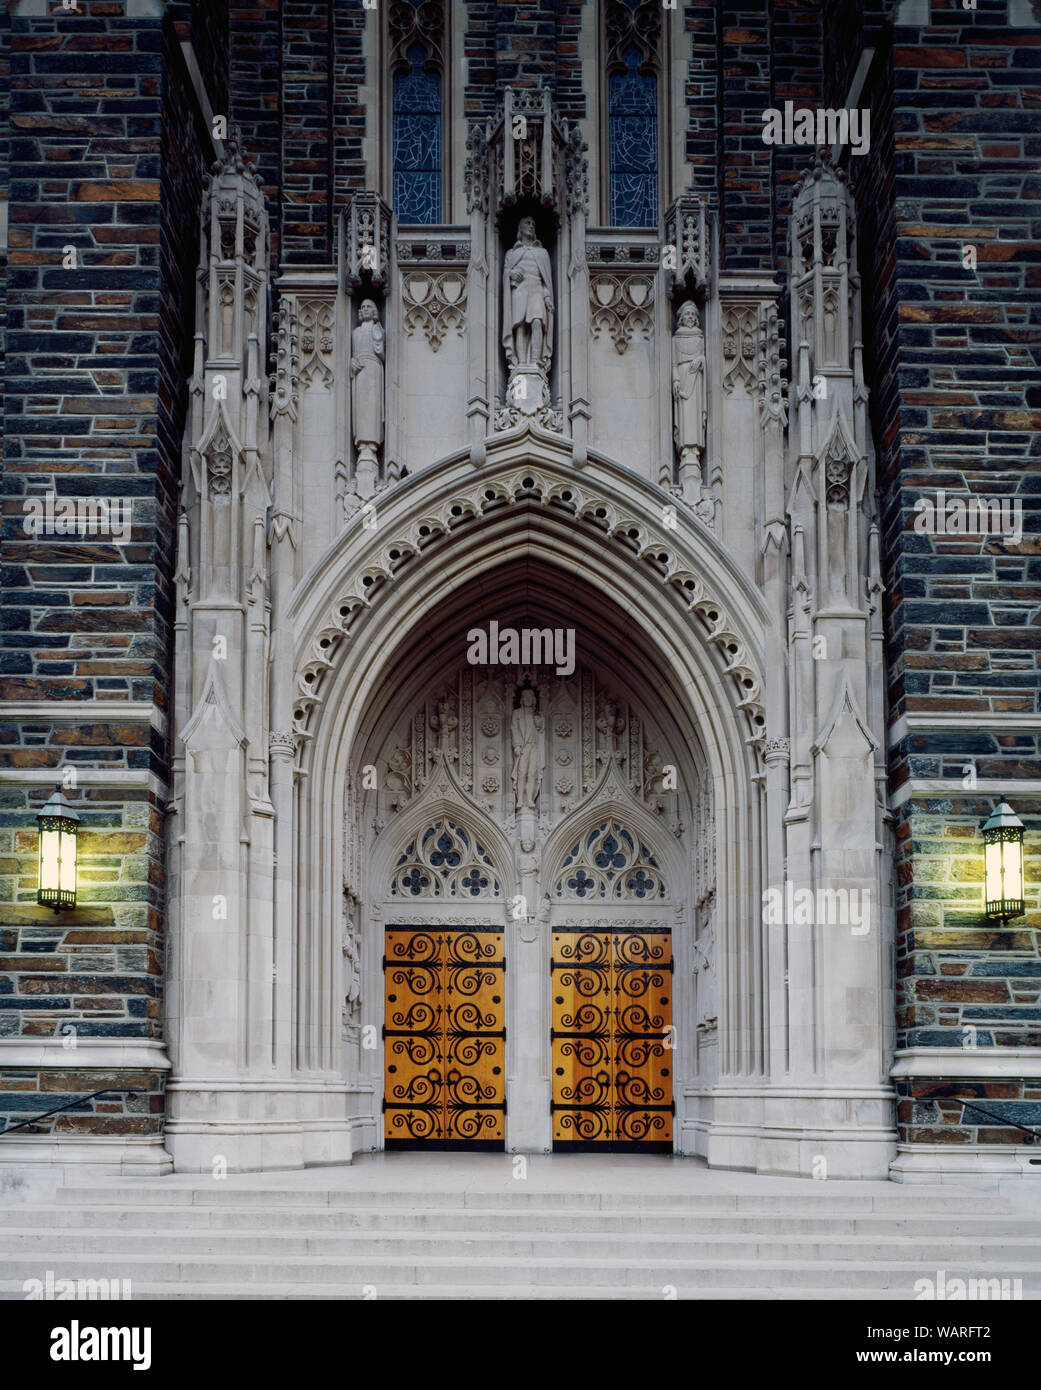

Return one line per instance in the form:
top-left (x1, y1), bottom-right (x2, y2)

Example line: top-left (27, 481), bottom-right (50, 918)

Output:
top-left (589, 273), bottom-right (654, 354)
top-left (297, 298), bottom-right (334, 387)
top-left (401, 268), bottom-right (467, 350)
top-left (722, 304), bottom-right (759, 394)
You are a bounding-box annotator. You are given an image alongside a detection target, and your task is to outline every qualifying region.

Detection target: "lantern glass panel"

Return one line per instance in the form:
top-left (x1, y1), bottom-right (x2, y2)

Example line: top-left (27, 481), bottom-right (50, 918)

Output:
top-left (39, 822), bottom-right (61, 898)
top-left (59, 824), bottom-right (76, 898)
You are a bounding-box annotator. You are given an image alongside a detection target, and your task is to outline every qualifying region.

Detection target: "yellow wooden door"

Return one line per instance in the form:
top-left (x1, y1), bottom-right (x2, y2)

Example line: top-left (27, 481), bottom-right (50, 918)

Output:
top-left (551, 925), bottom-right (673, 1151)
top-left (384, 926), bottom-right (505, 1149)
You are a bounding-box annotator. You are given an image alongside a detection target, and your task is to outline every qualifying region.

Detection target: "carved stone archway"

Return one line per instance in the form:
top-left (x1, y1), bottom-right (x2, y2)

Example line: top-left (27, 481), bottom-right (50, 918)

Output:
top-left (290, 440), bottom-right (764, 1160)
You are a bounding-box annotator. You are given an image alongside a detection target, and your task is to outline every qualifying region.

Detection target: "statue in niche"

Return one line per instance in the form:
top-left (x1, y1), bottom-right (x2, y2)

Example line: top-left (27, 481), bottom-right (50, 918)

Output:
top-left (672, 301), bottom-right (707, 468)
top-left (597, 698), bottom-right (626, 763)
top-left (350, 298), bottom-right (384, 474)
top-left (502, 216), bottom-right (554, 372)
top-left (510, 682), bottom-right (545, 812)
top-left (517, 838), bottom-right (539, 934)
top-left (219, 281), bottom-right (235, 355)
top-left (430, 694), bottom-right (458, 761)
top-left (341, 895), bottom-right (362, 1042)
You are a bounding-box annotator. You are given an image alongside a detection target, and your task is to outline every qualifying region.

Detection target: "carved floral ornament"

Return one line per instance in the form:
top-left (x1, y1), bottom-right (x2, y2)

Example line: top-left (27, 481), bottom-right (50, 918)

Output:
top-left (292, 466), bottom-right (766, 757)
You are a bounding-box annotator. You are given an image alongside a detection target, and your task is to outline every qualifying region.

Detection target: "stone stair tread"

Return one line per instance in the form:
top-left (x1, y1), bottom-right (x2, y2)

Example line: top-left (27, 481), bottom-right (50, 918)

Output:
top-left (0, 1281), bottom-right (937, 1300)
top-left (5, 1223), bottom-right (1041, 1248)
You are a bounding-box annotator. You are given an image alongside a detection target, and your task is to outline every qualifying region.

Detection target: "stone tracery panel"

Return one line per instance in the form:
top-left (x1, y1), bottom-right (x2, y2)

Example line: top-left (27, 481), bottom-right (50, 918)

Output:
top-left (554, 819), bottom-right (667, 901)
top-left (390, 819), bottom-right (502, 899)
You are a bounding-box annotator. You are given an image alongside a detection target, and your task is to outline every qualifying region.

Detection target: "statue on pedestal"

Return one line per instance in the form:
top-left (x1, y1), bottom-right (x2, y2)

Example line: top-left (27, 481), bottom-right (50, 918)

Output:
top-left (502, 216), bottom-right (554, 372)
top-left (351, 298), bottom-right (384, 483)
top-left (672, 301), bottom-right (707, 469)
top-left (511, 683), bottom-right (545, 812)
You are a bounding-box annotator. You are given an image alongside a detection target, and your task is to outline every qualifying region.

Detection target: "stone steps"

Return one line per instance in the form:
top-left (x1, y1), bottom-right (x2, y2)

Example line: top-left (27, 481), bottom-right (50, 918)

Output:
top-left (5, 1159), bottom-right (1037, 1299)
top-left (5, 1223), bottom-right (1040, 1264)
top-left (4, 1250), bottom-right (1038, 1292)
top-left (0, 1280), bottom-right (927, 1301)
top-left (45, 1185), bottom-right (1016, 1213)
top-left (17, 1204), bottom-right (1041, 1237)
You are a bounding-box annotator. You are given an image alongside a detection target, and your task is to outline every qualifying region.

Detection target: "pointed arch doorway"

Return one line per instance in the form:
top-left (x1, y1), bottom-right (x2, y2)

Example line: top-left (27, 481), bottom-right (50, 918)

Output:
top-left (548, 814), bottom-right (675, 1153)
top-left (298, 483), bottom-right (762, 1162)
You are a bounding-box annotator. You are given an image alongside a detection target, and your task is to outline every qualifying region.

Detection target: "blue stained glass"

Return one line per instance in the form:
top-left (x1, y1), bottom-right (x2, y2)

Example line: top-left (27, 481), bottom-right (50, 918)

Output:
top-left (393, 43), bottom-right (442, 224)
top-left (608, 45), bottom-right (658, 227)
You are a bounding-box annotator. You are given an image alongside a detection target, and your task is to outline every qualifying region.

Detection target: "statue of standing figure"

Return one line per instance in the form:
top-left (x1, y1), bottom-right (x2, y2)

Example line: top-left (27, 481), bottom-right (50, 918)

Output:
top-left (502, 216), bottom-right (554, 372)
top-left (351, 298), bottom-right (384, 476)
top-left (672, 301), bottom-right (707, 467)
top-left (510, 684), bottom-right (545, 812)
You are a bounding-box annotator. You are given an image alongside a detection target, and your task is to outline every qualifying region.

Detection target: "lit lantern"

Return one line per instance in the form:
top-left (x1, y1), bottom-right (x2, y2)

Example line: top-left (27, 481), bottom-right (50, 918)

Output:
top-left (982, 801), bottom-right (1025, 923)
top-left (36, 786), bottom-right (80, 911)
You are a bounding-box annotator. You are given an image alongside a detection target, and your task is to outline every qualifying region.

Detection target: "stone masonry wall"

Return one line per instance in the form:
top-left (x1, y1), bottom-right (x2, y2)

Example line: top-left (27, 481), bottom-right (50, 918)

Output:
top-left (826, 2), bottom-right (1041, 1147)
top-left (0, 0), bottom-right (224, 1138)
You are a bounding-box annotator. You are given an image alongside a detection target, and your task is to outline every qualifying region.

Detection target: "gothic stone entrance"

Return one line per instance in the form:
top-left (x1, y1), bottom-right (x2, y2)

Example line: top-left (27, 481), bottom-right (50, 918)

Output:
top-left (365, 664), bottom-right (694, 1155)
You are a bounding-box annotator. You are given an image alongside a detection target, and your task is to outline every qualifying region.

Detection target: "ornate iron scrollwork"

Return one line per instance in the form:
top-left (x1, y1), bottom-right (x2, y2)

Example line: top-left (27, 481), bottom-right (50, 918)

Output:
top-left (551, 924), bottom-right (673, 1151)
top-left (383, 926), bottom-right (506, 1149)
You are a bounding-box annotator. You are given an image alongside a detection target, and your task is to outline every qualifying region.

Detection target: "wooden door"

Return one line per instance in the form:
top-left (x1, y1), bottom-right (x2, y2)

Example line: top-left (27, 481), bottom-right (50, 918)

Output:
top-left (383, 925), bottom-right (505, 1150)
top-left (551, 924), bottom-right (673, 1151)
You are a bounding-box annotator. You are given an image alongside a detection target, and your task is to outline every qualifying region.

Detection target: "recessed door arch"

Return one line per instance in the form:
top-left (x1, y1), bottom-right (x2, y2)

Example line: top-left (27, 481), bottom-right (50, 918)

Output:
top-left (377, 781), bottom-right (510, 1151)
top-left (547, 801), bottom-right (677, 1153)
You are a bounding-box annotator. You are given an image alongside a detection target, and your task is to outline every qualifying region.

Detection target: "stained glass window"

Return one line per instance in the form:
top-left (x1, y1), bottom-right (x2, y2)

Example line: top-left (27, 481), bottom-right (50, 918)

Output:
top-left (393, 42), bottom-right (442, 225)
top-left (609, 44), bottom-right (658, 227)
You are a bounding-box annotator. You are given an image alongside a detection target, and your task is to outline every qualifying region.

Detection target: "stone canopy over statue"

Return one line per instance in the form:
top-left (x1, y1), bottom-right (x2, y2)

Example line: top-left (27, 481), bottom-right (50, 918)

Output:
top-left (502, 216), bottom-right (554, 373)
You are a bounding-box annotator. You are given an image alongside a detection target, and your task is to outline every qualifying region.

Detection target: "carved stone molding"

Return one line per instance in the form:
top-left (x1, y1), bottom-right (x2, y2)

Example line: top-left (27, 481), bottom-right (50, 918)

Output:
top-left (293, 467), bottom-right (767, 755)
top-left (493, 400), bottom-right (564, 433)
top-left (385, 913), bottom-right (502, 927)
top-left (555, 917), bottom-right (669, 931)
top-left (268, 730), bottom-right (296, 756)
top-left (297, 299), bottom-right (334, 386)
top-left (345, 192), bottom-right (392, 290)
top-left (763, 737), bottom-right (790, 763)
top-left (605, 0), bottom-right (661, 74)
top-left (388, 0), bottom-right (445, 72)
top-left (722, 304), bottom-right (759, 394)
top-left (396, 238), bottom-right (470, 264)
top-left (464, 122), bottom-right (490, 217)
top-left (663, 193), bottom-right (710, 293)
top-left (270, 306), bottom-right (299, 422)
top-left (589, 273), bottom-right (654, 354)
top-left (401, 269), bottom-right (467, 350)
top-left (757, 302), bottom-right (788, 427)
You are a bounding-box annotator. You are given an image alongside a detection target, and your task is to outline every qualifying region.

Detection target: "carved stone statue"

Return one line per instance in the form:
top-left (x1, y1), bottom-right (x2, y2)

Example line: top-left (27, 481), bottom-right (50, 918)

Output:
top-left (597, 698), bottom-right (626, 762)
top-left (510, 684), bottom-right (545, 811)
top-left (672, 301), bottom-right (707, 467)
top-left (350, 298), bottom-right (384, 479)
top-left (342, 894), bottom-right (362, 1042)
top-left (502, 216), bottom-right (554, 371)
top-left (517, 837), bottom-right (539, 919)
top-left (430, 694), bottom-right (458, 761)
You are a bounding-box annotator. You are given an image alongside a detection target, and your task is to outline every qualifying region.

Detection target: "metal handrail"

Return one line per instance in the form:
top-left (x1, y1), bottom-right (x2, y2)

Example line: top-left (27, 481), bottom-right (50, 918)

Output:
top-left (0, 1088), bottom-right (136, 1137)
top-left (957, 1099), bottom-right (1041, 1144)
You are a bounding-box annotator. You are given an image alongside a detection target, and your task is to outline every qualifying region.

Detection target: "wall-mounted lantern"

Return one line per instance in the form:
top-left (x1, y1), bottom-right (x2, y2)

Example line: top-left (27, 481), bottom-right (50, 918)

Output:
top-left (36, 786), bottom-right (79, 911)
top-left (982, 800), bottom-right (1025, 924)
